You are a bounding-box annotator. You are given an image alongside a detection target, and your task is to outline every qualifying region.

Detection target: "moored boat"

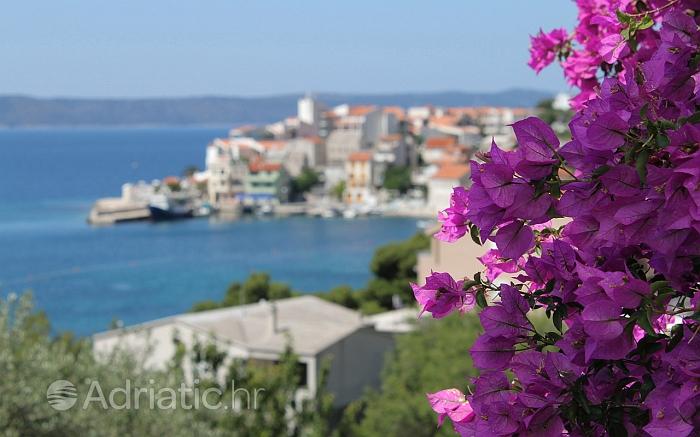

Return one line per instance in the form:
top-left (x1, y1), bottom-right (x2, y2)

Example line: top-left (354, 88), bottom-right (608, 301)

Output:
top-left (148, 193), bottom-right (195, 221)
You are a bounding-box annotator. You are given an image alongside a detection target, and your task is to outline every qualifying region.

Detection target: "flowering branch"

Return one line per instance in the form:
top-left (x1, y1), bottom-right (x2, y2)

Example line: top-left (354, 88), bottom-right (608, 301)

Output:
top-left (421, 1), bottom-right (700, 435)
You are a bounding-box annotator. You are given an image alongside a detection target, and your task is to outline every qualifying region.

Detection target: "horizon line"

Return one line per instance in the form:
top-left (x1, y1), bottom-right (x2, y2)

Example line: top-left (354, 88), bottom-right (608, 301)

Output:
top-left (0, 87), bottom-right (564, 101)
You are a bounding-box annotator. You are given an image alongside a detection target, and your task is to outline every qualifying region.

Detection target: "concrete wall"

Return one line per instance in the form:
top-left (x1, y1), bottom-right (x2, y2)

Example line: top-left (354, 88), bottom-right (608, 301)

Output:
top-left (416, 228), bottom-right (488, 283)
top-left (93, 321), bottom-right (251, 376)
top-left (318, 327), bottom-right (396, 407)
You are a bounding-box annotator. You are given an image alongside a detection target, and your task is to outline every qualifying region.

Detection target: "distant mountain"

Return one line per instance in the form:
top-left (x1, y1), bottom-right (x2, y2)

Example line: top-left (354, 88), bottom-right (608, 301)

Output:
top-left (0, 89), bottom-right (554, 127)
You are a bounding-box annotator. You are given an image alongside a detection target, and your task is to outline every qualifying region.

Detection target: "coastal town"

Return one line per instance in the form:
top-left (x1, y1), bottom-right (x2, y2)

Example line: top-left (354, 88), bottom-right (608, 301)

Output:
top-left (88, 93), bottom-right (570, 224)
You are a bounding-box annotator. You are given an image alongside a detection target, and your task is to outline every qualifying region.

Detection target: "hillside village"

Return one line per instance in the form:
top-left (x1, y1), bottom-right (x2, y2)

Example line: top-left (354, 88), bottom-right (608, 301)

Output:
top-left (202, 95), bottom-right (552, 216)
top-left (88, 93), bottom-right (570, 224)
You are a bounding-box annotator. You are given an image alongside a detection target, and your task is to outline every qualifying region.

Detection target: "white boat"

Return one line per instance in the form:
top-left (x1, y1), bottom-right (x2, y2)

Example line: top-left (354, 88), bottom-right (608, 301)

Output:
top-left (148, 193), bottom-right (195, 221)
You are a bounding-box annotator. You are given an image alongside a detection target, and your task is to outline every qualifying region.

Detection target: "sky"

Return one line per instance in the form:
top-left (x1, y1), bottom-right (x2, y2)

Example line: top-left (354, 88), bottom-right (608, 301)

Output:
top-left (0, 1), bottom-right (577, 98)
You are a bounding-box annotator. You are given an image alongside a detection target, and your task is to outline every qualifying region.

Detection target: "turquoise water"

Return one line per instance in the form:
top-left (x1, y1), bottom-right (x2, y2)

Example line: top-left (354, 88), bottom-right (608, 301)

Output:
top-left (0, 128), bottom-right (418, 335)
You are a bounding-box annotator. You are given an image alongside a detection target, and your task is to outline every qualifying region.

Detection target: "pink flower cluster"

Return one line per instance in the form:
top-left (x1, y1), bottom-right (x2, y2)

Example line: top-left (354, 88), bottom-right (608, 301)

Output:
top-left (417, 1), bottom-right (700, 435)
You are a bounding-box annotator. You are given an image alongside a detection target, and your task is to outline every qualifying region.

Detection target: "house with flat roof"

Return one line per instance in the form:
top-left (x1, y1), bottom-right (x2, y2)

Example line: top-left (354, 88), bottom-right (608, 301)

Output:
top-left (93, 296), bottom-right (413, 407)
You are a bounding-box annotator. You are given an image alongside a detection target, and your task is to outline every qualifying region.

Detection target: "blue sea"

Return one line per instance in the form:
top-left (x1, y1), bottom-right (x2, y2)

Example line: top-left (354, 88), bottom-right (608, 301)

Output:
top-left (0, 127), bottom-right (419, 336)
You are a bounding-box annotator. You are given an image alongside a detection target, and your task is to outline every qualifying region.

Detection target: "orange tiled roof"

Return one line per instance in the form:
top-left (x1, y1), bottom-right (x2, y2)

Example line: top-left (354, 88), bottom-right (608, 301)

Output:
top-left (249, 160), bottom-right (282, 172)
top-left (425, 136), bottom-right (457, 148)
top-left (258, 140), bottom-right (288, 150)
top-left (322, 110), bottom-right (338, 119)
top-left (163, 176), bottom-right (180, 185)
top-left (433, 164), bottom-right (470, 180)
top-left (348, 151), bottom-right (373, 162)
top-left (380, 134), bottom-right (402, 142)
top-left (231, 124), bottom-right (257, 133)
top-left (383, 106), bottom-right (405, 119)
top-left (429, 115), bottom-right (459, 127)
top-left (348, 105), bottom-right (376, 116)
top-left (302, 135), bottom-right (323, 145)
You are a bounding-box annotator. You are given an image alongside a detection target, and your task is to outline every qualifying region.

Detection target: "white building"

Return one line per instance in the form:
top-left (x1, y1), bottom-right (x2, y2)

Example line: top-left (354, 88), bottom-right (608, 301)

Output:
top-left (297, 95), bottom-right (324, 127)
top-left (205, 138), bottom-right (262, 205)
top-left (427, 163), bottom-right (470, 214)
top-left (93, 296), bottom-right (403, 407)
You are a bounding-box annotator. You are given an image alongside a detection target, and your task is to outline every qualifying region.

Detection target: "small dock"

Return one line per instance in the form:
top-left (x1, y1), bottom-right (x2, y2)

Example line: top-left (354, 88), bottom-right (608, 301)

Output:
top-left (87, 198), bottom-right (151, 225)
top-left (274, 202), bottom-right (308, 216)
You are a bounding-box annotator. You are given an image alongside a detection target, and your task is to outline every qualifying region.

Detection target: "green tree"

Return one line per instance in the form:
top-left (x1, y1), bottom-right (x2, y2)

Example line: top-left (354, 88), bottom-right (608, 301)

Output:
top-left (290, 168), bottom-right (322, 200)
top-left (182, 165), bottom-right (200, 177)
top-left (188, 337), bottom-right (334, 437)
top-left (343, 314), bottom-right (481, 436)
top-left (0, 293), bottom-right (217, 436)
top-left (370, 233), bottom-right (429, 283)
top-left (331, 181), bottom-right (345, 201)
top-left (0, 293), bottom-right (333, 436)
top-left (382, 165), bottom-right (412, 194)
top-left (320, 285), bottom-right (361, 310)
top-left (191, 273), bottom-right (292, 311)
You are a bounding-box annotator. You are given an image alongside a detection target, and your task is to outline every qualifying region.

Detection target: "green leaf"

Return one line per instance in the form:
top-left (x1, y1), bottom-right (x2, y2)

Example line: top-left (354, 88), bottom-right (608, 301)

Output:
top-left (656, 133), bottom-right (669, 148)
top-left (650, 281), bottom-right (670, 293)
top-left (462, 280), bottom-right (479, 290)
top-left (636, 149), bottom-right (649, 185)
top-left (592, 165), bottom-right (611, 178)
top-left (475, 290), bottom-right (487, 308)
top-left (553, 306), bottom-right (565, 332)
top-left (659, 119), bottom-right (677, 130)
top-left (640, 374), bottom-right (655, 400)
top-left (681, 111), bottom-right (700, 125)
top-left (637, 15), bottom-right (654, 30)
top-left (549, 180), bottom-right (561, 198)
top-left (666, 323), bottom-right (684, 352)
top-left (636, 309), bottom-right (655, 335)
top-left (616, 9), bottom-right (632, 24)
top-left (621, 28), bottom-right (631, 41)
top-left (640, 103), bottom-right (649, 119)
top-left (469, 224), bottom-right (482, 246)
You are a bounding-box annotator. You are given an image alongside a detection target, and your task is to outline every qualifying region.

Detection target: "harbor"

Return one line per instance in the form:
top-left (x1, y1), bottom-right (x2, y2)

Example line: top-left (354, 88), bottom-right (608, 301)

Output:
top-left (85, 95), bottom-right (546, 225)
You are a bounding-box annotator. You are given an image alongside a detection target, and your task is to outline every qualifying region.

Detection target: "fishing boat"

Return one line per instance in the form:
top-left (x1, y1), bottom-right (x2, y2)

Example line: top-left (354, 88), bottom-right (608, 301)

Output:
top-left (148, 192), bottom-right (195, 221)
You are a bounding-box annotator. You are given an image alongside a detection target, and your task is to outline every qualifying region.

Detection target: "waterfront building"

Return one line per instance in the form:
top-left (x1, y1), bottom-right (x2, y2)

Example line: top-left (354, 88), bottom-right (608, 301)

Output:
top-left (93, 296), bottom-right (410, 407)
top-left (205, 138), bottom-right (262, 205)
top-left (345, 151), bottom-right (376, 205)
top-left (243, 160), bottom-right (290, 204)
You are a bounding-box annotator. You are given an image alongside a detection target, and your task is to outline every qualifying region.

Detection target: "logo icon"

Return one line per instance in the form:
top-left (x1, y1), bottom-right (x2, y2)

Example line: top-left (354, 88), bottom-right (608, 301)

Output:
top-left (47, 380), bottom-right (77, 411)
